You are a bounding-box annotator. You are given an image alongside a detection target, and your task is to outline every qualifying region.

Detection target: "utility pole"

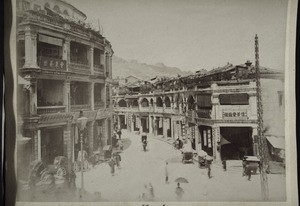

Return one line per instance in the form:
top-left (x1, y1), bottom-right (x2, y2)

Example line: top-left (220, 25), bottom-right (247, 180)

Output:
top-left (255, 34), bottom-right (269, 200)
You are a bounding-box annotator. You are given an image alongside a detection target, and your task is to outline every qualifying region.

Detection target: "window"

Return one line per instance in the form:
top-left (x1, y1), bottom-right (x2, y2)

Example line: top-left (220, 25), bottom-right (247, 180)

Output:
top-left (23, 1), bottom-right (30, 10)
top-left (197, 94), bottom-right (212, 108)
top-left (219, 93), bottom-right (249, 105)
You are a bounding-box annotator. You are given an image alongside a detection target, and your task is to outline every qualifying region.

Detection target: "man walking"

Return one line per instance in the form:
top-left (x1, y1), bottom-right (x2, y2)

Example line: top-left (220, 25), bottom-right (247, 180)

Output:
top-left (175, 183), bottom-right (184, 201)
top-left (108, 157), bottom-right (116, 176)
top-left (207, 160), bottom-right (211, 179)
top-left (222, 159), bottom-right (227, 171)
top-left (117, 129), bottom-right (122, 140)
top-left (165, 162), bottom-right (169, 184)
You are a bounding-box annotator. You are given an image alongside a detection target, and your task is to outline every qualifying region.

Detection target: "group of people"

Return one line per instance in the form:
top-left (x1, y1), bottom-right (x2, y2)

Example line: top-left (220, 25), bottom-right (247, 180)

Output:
top-left (108, 153), bottom-right (122, 176)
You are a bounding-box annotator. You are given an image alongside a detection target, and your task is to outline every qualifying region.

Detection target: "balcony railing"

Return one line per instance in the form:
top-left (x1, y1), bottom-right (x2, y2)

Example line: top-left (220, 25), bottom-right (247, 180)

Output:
top-left (37, 106), bottom-right (66, 114)
top-left (94, 102), bottom-right (105, 110)
top-left (94, 64), bottom-right (105, 76)
top-left (38, 56), bottom-right (66, 70)
top-left (69, 62), bottom-right (91, 74)
top-left (24, 10), bottom-right (64, 27)
top-left (71, 104), bottom-right (91, 112)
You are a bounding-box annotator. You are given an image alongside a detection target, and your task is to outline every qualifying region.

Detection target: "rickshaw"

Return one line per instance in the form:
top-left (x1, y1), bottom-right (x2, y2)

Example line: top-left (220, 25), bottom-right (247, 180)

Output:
top-left (243, 156), bottom-right (261, 174)
top-left (182, 151), bottom-right (194, 164)
top-left (40, 156), bottom-right (68, 184)
top-left (28, 160), bottom-right (47, 187)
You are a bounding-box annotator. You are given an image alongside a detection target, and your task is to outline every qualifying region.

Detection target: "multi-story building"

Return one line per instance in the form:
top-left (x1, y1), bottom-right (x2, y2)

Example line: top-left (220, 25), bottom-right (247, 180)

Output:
top-left (113, 61), bottom-right (284, 162)
top-left (16, 0), bottom-right (114, 180)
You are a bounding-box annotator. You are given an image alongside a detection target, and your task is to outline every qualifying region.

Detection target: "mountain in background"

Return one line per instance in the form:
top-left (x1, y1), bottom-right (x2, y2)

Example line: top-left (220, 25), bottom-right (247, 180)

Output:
top-left (112, 56), bottom-right (192, 80)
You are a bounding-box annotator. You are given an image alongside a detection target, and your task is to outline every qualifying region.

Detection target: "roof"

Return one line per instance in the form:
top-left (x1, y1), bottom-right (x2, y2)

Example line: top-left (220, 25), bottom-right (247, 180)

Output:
top-left (266, 136), bottom-right (285, 150)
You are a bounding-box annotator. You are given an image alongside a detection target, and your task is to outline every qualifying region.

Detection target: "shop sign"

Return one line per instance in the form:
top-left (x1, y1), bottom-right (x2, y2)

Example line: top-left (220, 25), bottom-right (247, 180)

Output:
top-left (222, 110), bottom-right (247, 119)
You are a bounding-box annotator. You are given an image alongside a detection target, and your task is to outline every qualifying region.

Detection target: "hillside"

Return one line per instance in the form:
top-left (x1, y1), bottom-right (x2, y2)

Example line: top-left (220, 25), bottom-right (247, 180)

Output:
top-left (112, 56), bottom-right (192, 80)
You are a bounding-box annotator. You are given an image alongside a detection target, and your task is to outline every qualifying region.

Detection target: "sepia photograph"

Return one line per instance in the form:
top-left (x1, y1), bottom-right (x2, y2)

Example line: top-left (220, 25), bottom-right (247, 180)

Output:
top-left (6, 0), bottom-right (297, 205)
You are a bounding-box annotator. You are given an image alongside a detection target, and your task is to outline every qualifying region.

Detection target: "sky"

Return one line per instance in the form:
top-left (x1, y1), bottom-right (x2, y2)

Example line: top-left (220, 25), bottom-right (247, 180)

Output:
top-left (67, 0), bottom-right (288, 72)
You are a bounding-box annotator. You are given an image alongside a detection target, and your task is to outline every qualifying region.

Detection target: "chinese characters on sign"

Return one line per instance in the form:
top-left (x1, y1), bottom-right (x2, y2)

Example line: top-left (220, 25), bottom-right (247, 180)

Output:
top-left (40, 56), bottom-right (66, 70)
top-left (222, 110), bottom-right (247, 119)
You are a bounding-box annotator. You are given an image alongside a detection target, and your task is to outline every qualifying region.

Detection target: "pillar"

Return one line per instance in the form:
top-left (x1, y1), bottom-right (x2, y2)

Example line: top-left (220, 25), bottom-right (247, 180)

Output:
top-left (24, 27), bottom-right (38, 68)
top-left (32, 130), bottom-right (39, 161)
top-left (117, 115), bottom-right (121, 129)
top-left (212, 94), bottom-right (219, 120)
top-left (90, 82), bottom-right (95, 110)
top-left (149, 115), bottom-right (153, 134)
top-left (212, 126), bottom-right (221, 162)
top-left (89, 47), bottom-right (94, 75)
top-left (163, 118), bottom-right (168, 138)
top-left (62, 37), bottom-right (70, 71)
top-left (63, 81), bottom-right (70, 112)
top-left (103, 119), bottom-right (108, 146)
top-left (29, 79), bottom-right (37, 115)
top-left (100, 52), bottom-right (105, 72)
top-left (87, 121), bottom-right (95, 155)
top-left (63, 123), bottom-right (72, 171)
top-left (130, 114), bottom-right (134, 132)
top-left (102, 83), bottom-right (107, 108)
top-left (252, 126), bottom-right (259, 156)
top-left (37, 130), bottom-right (41, 160)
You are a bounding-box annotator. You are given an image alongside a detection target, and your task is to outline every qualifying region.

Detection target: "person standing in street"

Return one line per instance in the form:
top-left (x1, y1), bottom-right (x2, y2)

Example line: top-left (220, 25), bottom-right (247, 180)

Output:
top-left (117, 129), bottom-right (122, 140)
top-left (148, 183), bottom-right (155, 201)
top-left (207, 160), bottom-right (211, 179)
top-left (246, 165), bottom-right (252, 181)
top-left (175, 183), bottom-right (184, 201)
top-left (222, 159), bottom-right (227, 171)
top-left (114, 153), bottom-right (121, 168)
top-left (165, 162), bottom-right (169, 184)
top-left (108, 157), bottom-right (116, 176)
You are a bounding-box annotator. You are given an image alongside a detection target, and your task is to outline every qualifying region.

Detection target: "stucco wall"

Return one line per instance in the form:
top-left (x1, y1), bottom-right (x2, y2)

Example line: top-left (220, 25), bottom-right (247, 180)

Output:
top-left (261, 78), bottom-right (285, 137)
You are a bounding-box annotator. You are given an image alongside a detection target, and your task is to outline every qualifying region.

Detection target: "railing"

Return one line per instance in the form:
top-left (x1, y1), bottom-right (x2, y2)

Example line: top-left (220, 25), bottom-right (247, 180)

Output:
top-left (38, 56), bottom-right (66, 70)
top-left (94, 65), bottom-right (105, 76)
top-left (69, 62), bottom-right (91, 74)
top-left (37, 106), bottom-right (66, 114)
top-left (94, 102), bottom-right (105, 110)
top-left (71, 104), bottom-right (91, 112)
top-left (196, 109), bottom-right (212, 119)
top-left (24, 10), bottom-right (64, 27)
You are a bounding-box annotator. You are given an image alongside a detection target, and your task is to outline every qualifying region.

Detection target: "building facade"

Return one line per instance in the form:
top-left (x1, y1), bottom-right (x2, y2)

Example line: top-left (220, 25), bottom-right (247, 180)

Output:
top-left (113, 62), bottom-right (284, 162)
top-left (16, 0), bottom-right (114, 179)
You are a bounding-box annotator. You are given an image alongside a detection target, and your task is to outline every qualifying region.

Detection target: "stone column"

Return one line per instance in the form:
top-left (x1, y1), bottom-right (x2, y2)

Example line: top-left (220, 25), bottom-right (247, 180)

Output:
top-left (29, 79), bottom-right (37, 115)
top-left (252, 126), bottom-right (259, 156)
top-left (62, 37), bottom-right (70, 71)
top-left (32, 130), bottom-right (39, 161)
top-left (102, 84), bottom-right (107, 108)
top-left (163, 118), bottom-right (168, 138)
top-left (102, 119), bottom-right (108, 146)
top-left (63, 81), bottom-right (71, 112)
top-left (87, 121), bottom-right (95, 155)
top-left (37, 130), bottom-right (41, 160)
top-left (89, 47), bottom-right (94, 75)
top-left (130, 114), bottom-right (135, 132)
top-left (212, 126), bottom-right (221, 162)
top-left (90, 82), bottom-right (95, 110)
top-left (212, 94), bottom-right (219, 120)
top-left (117, 115), bottom-right (121, 129)
top-left (63, 123), bottom-right (72, 171)
top-left (149, 115), bottom-right (153, 134)
top-left (101, 52), bottom-right (105, 73)
top-left (24, 27), bottom-right (38, 68)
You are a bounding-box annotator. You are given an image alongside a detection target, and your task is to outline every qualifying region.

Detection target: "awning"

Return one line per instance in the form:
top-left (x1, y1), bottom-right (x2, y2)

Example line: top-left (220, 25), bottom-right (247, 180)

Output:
top-left (266, 136), bottom-right (285, 150)
top-left (220, 137), bottom-right (231, 145)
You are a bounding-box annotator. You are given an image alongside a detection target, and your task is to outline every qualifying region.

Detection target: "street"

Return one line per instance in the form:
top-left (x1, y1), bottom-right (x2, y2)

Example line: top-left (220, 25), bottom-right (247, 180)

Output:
top-left (76, 130), bottom-right (286, 202)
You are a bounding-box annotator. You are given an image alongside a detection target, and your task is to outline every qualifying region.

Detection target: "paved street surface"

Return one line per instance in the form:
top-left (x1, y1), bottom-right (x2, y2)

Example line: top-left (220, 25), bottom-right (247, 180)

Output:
top-left (76, 130), bottom-right (286, 202)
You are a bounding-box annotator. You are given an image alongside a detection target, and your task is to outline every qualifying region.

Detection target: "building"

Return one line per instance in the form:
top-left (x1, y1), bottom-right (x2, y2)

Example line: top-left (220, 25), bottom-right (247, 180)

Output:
top-left (16, 0), bottom-right (114, 180)
top-left (113, 61), bottom-right (284, 162)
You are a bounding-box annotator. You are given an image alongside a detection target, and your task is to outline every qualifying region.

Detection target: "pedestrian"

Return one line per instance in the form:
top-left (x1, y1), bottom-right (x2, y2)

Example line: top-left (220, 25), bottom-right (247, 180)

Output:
top-left (165, 161), bottom-right (169, 184)
top-left (148, 183), bottom-right (155, 201)
top-left (140, 184), bottom-right (148, 201)
top-left (114, 153), bottom-right (121, 168)
top-left (175, 182), bottom-right (184, 201)
top-left (69, 167), bottom-right (76, 192)
top-left (207, 160), bottom-right (211, 179)
top-left (117, 129), bottom-right (122, 139)
top-left (118, 139), bottom-right (123, 151)
top-left (222, 159), bottom-right (227, 171)
top-left (242, 158), bottom-right (247, 176)
top-left (108, 157), bottom-right (116, 176)
top-left (246, 165), bottom-right (252, 181)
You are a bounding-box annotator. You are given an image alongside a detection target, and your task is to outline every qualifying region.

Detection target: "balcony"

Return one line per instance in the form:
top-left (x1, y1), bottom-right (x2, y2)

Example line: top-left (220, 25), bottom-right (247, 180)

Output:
top-left (38, 56), bottom-right (66, 71)
top-left (71, 104), bottom-right (91, 112)
top-left (196, 109), bottom-right (212, 119)
top-left (94, 102), bottom-right (105, 110)
top-left (24, 10), bottom-right (64, 28)
top-left (69, 62), bottom-right (90, 74)
top-left (37, 106), bottom-right (66, 114)
top-left (94, 64), bottom-right (105, 76)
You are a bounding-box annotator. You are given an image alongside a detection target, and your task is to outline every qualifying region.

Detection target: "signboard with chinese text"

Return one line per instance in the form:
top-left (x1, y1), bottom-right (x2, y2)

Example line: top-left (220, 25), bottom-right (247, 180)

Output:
top-left (222, 110), bottom-right (247, 119)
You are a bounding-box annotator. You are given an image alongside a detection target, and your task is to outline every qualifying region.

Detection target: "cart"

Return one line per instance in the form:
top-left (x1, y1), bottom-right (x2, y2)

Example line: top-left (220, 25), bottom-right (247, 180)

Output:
top-left (243, 156), bottom-right (261, 174)
top-left (182, 151), bottom-right (194, 164)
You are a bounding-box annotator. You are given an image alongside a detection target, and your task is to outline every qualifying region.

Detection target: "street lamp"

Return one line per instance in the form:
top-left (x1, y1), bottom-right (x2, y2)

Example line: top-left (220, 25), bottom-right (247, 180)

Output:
top-left (76, 111), bottom-right (88, 199)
